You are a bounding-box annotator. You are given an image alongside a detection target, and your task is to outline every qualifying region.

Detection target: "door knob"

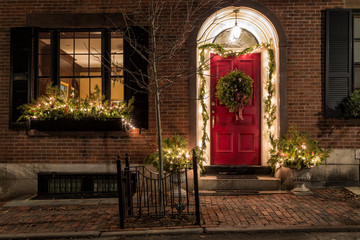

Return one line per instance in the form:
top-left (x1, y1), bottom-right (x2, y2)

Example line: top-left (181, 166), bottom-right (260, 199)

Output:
top-left (211, 102), bottom-right (215, 106)
top-left (212, 116), bottom-right (215, 128)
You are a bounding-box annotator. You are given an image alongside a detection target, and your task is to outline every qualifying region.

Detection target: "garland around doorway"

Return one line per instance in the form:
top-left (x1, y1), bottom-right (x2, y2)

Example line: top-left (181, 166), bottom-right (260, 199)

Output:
top-left (198, 41), bottom-right (276, 158)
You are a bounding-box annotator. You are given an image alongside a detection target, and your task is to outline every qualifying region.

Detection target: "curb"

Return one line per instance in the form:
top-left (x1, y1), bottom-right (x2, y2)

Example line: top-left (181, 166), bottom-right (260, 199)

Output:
top-left (101, 228), bottom-right (204, 237)
top-left (0, 231), bottom-right (100, 240)
top-left (1, 225), bottom-right (360, 239)
top-left (204, 225), bottom-right (360, 234)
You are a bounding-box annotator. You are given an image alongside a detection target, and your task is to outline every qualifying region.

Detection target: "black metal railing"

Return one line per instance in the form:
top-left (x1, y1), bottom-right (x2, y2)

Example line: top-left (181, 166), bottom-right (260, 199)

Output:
top-left (116, 150), bottom-right (200, 228)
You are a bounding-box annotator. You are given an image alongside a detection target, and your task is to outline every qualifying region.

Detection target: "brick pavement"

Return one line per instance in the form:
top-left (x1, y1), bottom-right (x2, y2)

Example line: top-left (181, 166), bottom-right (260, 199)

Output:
top-left (0, 188), bottom-right (359, 234)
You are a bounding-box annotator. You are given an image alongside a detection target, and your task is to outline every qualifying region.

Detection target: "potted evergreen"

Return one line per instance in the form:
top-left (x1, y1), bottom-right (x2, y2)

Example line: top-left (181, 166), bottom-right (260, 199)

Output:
top-left (268, 127), bottom-right (331, 195)
top-left (145, 134), bottom-right (205, 197)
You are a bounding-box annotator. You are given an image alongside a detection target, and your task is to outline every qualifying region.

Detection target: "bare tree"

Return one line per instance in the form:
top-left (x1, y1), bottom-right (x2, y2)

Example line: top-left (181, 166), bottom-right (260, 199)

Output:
top-left (106, 0), bottom-right (223, 209)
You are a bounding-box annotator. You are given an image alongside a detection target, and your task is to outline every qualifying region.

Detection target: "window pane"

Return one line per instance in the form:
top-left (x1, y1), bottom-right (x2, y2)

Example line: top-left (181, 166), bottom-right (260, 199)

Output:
top-left (75, 55), bottom-right (89, 76)
top-left (354, 67), bottom-right (360, 89)
top-left (111, 32), bottom-right (124, 101)
top-left (77, 77), bottom-right (102, 99)
top-left (79, 78), bottom-right (90, 99)
top-left (60, 32), bottom-right (75, 77)
top-left (75, 32), bottom-right (89, 54)
top-left (354, 17), bottom-right (360, 39)
top-left (38, 32), bottom-right (51, 77)
top-left (38, 54), bottom-right (50, 77)
top-left (111, 54), bottom-right (123, 76)
top-left (60, 54), bottom-right (74, 76)
top-left (91, 78), bottom-right (102, 94)
top-left (39, 32), bottom-right (51, 54)
top-left (60, 80), bottom-right (71, 98)
top-left (60, 32), bottom-right (74, 55)
top-left (354, 41), bottom-right (360, 63)
top-left (111, 78), bottom-right (124, 101)
top-left (111, 32), bottom-right (123, 54)
top-left (90, 55), bottom-right (101, 75)
top-left (60, 78), bottom-right (79, 97)
top-left (90, 32), bottom-right (101, 54)
top-left (38, 78), bottom-right (51, 97)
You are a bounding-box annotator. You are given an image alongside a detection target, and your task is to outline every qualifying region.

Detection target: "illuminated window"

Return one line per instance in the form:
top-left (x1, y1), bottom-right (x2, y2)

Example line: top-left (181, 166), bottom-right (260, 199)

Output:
top-left (37, 30), bottom-right (124, 102)
top-left (213, 28), bottom-right (258, 49)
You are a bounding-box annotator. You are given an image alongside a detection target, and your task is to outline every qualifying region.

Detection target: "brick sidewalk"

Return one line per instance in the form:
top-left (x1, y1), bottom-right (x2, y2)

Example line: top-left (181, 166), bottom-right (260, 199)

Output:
top-left (0, 188), bottom-right (359, 234)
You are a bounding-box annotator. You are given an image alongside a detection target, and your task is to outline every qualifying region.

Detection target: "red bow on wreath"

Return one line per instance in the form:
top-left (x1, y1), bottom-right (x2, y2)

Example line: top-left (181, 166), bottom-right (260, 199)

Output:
top-left (235, 92), bottom-right (246, 121)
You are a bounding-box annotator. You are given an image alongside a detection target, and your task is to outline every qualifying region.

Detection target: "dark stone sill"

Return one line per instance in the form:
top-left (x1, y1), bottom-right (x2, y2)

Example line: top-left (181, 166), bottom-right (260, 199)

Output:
top-left (27, 129), bottom-right (130, 138)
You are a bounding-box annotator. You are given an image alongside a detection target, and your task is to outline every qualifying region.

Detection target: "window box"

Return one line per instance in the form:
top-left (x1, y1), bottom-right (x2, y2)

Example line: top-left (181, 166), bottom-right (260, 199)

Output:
top-left (10, 27), bottom-right (149, 130)
top-left (27, 118), bottom-right (126, 131)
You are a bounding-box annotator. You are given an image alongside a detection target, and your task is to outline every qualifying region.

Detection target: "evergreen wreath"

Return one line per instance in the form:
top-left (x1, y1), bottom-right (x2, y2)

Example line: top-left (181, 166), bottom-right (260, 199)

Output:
top-left (215, 69), bottom-right (254, 120)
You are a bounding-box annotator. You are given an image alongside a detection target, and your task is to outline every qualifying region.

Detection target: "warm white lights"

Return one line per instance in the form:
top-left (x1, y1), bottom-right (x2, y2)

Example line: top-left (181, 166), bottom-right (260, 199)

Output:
top-left (197, 6), bottom-right (280, 166)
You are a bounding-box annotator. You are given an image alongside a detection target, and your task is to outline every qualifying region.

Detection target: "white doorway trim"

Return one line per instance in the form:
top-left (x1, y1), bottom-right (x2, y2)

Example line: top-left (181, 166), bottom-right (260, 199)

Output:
top-left (196, 6), bottom-right (281, 166)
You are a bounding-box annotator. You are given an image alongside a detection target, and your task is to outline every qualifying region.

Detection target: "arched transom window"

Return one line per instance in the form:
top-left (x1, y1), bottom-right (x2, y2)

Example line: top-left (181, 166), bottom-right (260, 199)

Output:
top-left (213, 27), bottom-right (258, 49)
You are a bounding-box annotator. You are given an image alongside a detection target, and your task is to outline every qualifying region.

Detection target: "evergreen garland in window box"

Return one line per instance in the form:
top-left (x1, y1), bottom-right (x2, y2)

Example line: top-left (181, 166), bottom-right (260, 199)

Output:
top-left (18, 84), bottom-right (134, 131)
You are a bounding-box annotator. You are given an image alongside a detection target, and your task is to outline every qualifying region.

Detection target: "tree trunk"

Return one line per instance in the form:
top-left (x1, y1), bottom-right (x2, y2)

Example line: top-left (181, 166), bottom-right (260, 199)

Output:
top-left (150, 0), bottom-right (164, 212)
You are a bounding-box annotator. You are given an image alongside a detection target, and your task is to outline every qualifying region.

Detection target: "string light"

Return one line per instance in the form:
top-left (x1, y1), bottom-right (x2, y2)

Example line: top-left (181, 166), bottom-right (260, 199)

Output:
top-left (21, 85), bottom-right (135, 131)
top-left (198, 41), bottom-right (276, 161)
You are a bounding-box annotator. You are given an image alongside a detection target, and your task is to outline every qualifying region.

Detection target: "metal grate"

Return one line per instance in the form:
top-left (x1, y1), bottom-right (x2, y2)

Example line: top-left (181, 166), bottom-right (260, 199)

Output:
top-left (48, 178), bottom-right (82, 193)
top-left (37, 173), bottom-right (132, 198)
top-left (93, 177), bottom-right (117, 193)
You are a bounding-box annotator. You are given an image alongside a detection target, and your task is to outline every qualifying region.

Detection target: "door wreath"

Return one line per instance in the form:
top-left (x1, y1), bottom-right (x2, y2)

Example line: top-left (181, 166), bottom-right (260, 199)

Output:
top-left (215, 69), bottom-right (254, 121)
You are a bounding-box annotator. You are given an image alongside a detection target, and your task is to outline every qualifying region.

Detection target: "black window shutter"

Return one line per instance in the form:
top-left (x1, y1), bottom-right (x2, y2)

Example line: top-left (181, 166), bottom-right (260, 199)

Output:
top-left (325, 9), bottom-right (352, 118)
top-left (124, 27), bottom-right (149, 129)
top-left (10, 27), bottom-right (33, 128)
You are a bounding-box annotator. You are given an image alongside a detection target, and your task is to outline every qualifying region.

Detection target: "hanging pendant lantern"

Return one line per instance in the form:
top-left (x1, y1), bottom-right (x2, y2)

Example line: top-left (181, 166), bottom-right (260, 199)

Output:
top-left (230, 10), bottom-right (241, 42)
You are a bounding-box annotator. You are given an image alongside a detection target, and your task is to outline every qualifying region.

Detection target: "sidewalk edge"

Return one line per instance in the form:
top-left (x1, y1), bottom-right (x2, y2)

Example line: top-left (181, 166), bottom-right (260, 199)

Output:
top-left (204, 225), bottom-right (360, 234)
top-left (0, 231), bottom-right (100, 240)
top-left (1, 225), bottom-right (360, 239)
top-left (101, 228), bottom-right (204, 237)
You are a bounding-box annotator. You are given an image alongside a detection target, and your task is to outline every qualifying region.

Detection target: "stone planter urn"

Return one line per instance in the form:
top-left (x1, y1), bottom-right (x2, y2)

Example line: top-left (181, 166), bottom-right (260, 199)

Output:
top-left (171, 171), bottom-right (186, 198)
top-left (290, 168), bottom-right (312, 196)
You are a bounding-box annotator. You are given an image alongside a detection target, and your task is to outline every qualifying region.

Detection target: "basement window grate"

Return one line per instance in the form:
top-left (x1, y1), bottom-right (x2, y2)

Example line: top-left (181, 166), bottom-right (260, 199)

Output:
top-left (37, 173), bottom-right (120, 199)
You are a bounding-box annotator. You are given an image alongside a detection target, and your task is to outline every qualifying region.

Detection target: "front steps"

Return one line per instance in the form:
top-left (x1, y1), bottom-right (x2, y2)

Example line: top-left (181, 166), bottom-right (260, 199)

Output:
top-left (199, 165), bottom-right (281, 195)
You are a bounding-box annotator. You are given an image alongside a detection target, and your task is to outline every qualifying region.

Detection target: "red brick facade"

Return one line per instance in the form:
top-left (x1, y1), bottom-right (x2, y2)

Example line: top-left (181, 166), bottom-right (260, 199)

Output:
top-left (0, 0), bottom-right (358, 170)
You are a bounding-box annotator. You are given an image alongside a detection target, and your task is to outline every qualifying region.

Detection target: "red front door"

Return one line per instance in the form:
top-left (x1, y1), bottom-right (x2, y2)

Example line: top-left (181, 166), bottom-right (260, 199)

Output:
top-left (210, 53), bottom-right (261, 165)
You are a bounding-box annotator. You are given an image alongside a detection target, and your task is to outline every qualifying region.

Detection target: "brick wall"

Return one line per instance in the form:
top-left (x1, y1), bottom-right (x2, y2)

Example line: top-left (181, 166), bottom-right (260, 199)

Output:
top-left (0, 0), bottom-right (358, 166)
top-left (0, 0), bottom-right (191, 165)
top-left (260, 0), bottom-right (359, 149)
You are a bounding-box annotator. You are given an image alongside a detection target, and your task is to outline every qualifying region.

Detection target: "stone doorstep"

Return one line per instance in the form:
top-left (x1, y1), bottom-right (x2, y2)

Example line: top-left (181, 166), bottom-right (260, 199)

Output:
top-left (345, 186), bottom-right (360, 195)
top-left (198, 175), bottom-right (281, 191)
top-left (204, 165), bottom-right (272, 175)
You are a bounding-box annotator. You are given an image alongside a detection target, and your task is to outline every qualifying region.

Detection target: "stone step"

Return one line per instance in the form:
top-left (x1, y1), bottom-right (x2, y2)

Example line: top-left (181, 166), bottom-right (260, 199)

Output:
top-left (204, 165), bottom-right (272, 175)
top-left (198, 175), bottom-right (280, 191)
